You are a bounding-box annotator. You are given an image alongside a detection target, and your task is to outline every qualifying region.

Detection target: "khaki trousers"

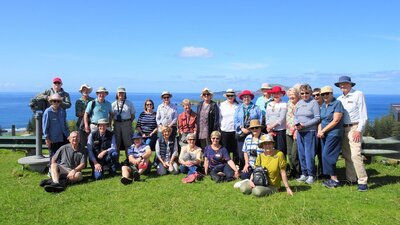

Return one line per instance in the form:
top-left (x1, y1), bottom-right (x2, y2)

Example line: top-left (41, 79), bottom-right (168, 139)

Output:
top-left (342, 126), bottom-right (368, 184)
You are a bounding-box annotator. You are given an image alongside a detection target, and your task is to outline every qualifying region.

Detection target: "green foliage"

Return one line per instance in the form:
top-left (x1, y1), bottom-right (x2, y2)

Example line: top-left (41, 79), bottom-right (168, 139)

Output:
top-left (0, 150), bottom-right (399, 225)
top-left (67, 120), bottom-right (76, 132)
top-left (26, 115), bottom-right (35, 134)
top-left (365, 113), bottom-right (400, 138)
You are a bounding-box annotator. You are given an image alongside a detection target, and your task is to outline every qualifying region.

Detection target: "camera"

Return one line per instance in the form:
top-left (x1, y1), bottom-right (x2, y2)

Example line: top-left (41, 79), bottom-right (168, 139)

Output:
top-left (116, 114), bottom-right (122, 122)
top-left (250, 149), bottom-right (258, 157)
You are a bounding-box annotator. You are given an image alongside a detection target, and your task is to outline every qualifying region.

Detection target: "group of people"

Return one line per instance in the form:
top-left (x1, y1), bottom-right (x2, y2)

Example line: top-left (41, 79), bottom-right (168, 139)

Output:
top-left (36, 75), bottom-right (369, 195)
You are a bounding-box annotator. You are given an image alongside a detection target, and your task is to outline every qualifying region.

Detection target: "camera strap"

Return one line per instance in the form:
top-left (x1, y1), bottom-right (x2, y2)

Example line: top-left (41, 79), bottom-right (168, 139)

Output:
top-left (117, 99), bottom-right (125, 115)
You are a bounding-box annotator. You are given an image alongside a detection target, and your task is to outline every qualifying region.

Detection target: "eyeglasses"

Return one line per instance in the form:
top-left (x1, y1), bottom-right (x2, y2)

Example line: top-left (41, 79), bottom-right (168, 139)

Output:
top-left (321, 93), bottom-right (331, 96)
top-left (53, 82), bottom-right (61, 85)
top-left (226, 95), bottom-right (235, 98)
top-left (146, 103), bottom-right (153, 106)
top-left (203, 93), bottom-right (211, 96)
top-left (300, 92), bottom-right (310, 95)
top-left (211, 137), bottom-right (220, 140)
top-left (188, 139), bottom-right (195, 141)
top-left (52, 100), bottom-right (61, 103)
top-left (312, 93), bottom-right (320, 97)
top-left (163, 96), bottom-right (170, 99)
top-left (250, 127), bottom-right (260, 130)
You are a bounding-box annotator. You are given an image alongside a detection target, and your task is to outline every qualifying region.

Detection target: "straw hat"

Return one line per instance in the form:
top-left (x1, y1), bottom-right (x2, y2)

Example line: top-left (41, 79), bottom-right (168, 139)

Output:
top-left (223, 88), bottom-right (236, 98)
top-left (260, 83), bottom-right (272, 90)
top-left (97, 118), bottom-right (109, 125)
top-left (248, 119), bottom-right (264, 129)
top-left (258, 134), bottom-right (275, 148)
top-left (320, 86), bottom-right (333, 94)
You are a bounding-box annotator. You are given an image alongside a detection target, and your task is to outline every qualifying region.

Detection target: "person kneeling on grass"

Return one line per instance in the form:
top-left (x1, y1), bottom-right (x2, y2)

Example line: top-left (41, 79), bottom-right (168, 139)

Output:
top-left (40, 131), bottom-right (86, 193)
top-left (237, 134), bottom-right (293, 197)
top-left (155, 126), bottom-right (179, 175)
top-left (121, 132), bottom-right (152, 185)
top-left (204, 131), bottom-right (239, 183)
top-left (179, 133), bottom-right (203, 183)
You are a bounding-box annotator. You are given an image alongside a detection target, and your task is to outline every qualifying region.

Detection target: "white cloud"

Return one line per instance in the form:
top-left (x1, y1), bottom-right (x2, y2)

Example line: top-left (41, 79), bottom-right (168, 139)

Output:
top-left (179, 46), bottom-right (213, 58)
top-left (372, 35), bottom-right (400, 42)
top-left (227, 62), bottom-right (268, 70)
top-left (0, 82), bottom-right (16, 88)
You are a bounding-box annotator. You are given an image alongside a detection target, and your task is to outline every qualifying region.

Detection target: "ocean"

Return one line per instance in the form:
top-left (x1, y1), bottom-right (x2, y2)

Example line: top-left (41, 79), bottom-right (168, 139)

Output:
top-left (0, 92), bottom-right (399, 130)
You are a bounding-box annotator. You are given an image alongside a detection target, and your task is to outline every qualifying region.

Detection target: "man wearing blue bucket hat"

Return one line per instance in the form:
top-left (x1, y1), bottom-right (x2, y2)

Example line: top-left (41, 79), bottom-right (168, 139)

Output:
top-left (335, 75), bottom-right (368, 191)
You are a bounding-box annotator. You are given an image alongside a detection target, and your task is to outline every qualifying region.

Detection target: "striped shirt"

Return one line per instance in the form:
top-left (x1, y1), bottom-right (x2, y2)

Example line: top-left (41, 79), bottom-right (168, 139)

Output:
top-left (242, 133), bottom-right (268, 168)
top-left (137, 111), bottom-right (157, 134)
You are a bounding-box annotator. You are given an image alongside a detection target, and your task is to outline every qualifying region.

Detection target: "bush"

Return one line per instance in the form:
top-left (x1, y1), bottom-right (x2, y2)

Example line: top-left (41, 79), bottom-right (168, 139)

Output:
top-left (365, 113), bottom-right (400, 138)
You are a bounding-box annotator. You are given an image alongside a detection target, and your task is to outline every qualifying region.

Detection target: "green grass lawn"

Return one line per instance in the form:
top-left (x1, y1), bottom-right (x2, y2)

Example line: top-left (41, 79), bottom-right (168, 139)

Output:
top-left (1, 149), bottom-right (399, 225)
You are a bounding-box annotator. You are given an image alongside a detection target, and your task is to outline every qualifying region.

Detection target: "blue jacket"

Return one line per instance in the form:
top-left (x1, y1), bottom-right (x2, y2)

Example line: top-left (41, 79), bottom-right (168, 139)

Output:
top-left (234, 102), bottom-right (262, 134)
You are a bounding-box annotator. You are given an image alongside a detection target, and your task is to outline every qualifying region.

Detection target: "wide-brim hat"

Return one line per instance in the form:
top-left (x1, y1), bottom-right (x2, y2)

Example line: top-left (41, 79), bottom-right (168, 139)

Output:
top-left (258, 134), bottom-right (275, 148)
top-left (223, 88), bottom-right (236, 98)
top-left (161, 91), bottom-right (172, 99)
top-left (131, 132), bottom-right (142, 139)
top-left (49, 93), bottom-right (62, 102)
top-left (335, 76), bottom-right (356, 87)
top-left (79, 84), bottom-right (93, 94)
top-left (238, 90), bottom-right (254, 100)
top-left (117, 86), bottom-right (126, 93)
top-left (200, 88), bottom-right (213, 97)
top-left (97, 118), bottom-right (109, 125)
top-left (96, 86), bottom-right (109, 95)
top-left (248, 119), bottom-right (264, 129)
top-left (320, 86), bottom-right (333, 94)
top-left (260, 83), bottom-right (272, 90)
top-left (268, 86), bottom-right (286, 96)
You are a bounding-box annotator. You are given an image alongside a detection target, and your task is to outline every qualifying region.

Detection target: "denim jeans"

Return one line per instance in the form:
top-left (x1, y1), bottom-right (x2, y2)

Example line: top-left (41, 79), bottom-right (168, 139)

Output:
top-left (179, 165), bottom-right (198, 175)
top-left (91, 151), bottom-right (119, 180)
top-left (296, 130), bottom-right (316, 177)
top-left (321, 135), bottom-right (341, 176)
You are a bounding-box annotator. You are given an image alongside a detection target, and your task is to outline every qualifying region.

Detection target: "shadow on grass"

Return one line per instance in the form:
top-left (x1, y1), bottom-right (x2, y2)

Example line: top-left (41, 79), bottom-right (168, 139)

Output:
top-left (288, 185), bottom-right (312, 193)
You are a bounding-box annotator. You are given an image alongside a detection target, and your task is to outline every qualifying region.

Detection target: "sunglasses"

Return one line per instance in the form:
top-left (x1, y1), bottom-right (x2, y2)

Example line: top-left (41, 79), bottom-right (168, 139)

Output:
top-left (312, 93), bottom-right (320, 97)
top-left (163, 96), bottom-right (170, 99)
top-left (226, 95), bottom-right (235, 98)
top-left (321, 93), bottom-right (331, 96)
top-left (53, 82), bottom-right (61, 85)
top-left (146, 103), bottom-right (153, 106)
top-left (300, 92), bottom-right (310, 95)
top-left (250, 127), bottom-right (260, 130)
top-left (52, 100), bottom-right (61, 103)
top-left (203, 93), bottom-right (211, 96)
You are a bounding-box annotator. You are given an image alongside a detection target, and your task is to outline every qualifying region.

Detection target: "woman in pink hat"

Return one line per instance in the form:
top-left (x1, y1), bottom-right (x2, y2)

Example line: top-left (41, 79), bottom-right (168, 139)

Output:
top-left (234, 90), bottom-right (262, 170)
top-left (265, 86), bottom-right (288, 156)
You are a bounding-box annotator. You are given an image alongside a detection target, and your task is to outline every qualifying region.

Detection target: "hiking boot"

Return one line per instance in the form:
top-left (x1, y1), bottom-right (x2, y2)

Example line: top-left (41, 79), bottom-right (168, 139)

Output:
top-left (133, 171), bottom-right (141, 181)
top-left (39, 178), bottom-right (52, 187)
top-left (44, 182), bottom-right (65, 193)
top-left (120, 177), bottom-right (133, 185)
top-left (323, 179), bottom-right (340, 188)
top-left (296, 175), bottom-right (307, 182)
top-left (357, 184), bottom-right (368, 192)
top-left (305, 176), bottom-right (315, 184)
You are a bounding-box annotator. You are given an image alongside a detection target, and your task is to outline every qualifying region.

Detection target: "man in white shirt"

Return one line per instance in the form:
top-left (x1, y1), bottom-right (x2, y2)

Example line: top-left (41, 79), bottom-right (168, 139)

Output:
top-left (336, 76), bottom-right (368, 191)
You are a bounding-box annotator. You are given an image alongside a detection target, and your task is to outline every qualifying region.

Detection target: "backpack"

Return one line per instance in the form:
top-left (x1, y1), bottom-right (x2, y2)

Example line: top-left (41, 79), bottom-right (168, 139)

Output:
top-left (78, 100), bottom-right (96, 130)
top-left (252, 166), bottom-right (268, 187)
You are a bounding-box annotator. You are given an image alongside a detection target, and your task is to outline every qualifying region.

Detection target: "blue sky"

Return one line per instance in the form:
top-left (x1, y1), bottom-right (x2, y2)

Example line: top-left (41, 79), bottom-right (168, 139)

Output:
top-left (0, 1), bottom-right (399, 94)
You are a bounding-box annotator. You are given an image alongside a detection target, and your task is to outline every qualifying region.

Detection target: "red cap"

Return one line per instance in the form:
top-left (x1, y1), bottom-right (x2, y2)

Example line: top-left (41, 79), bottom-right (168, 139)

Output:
top-left (53, 77), bottom-right (62, 83)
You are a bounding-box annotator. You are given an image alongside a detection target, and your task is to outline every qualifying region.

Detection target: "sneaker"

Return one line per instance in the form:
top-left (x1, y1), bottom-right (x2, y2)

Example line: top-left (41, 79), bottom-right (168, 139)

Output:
top-left (357, 184), bottom-right (368, 192)
top-left (133, 171), bottom-right (141, 181)
top-left (39, 178), bottom-right (52, 187)
top-left (305, 176), bottom-right (315, 184)
top-left (44, 182), bottom-right (65, 193)
top-left (296, 175), bottom-right (307, 182)
top-left (323, 179), bottom-right (340, 188)
top-left (234, 179), bottom-right (249, 188)
top-left (120, 177), bottom-right (133, 185)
